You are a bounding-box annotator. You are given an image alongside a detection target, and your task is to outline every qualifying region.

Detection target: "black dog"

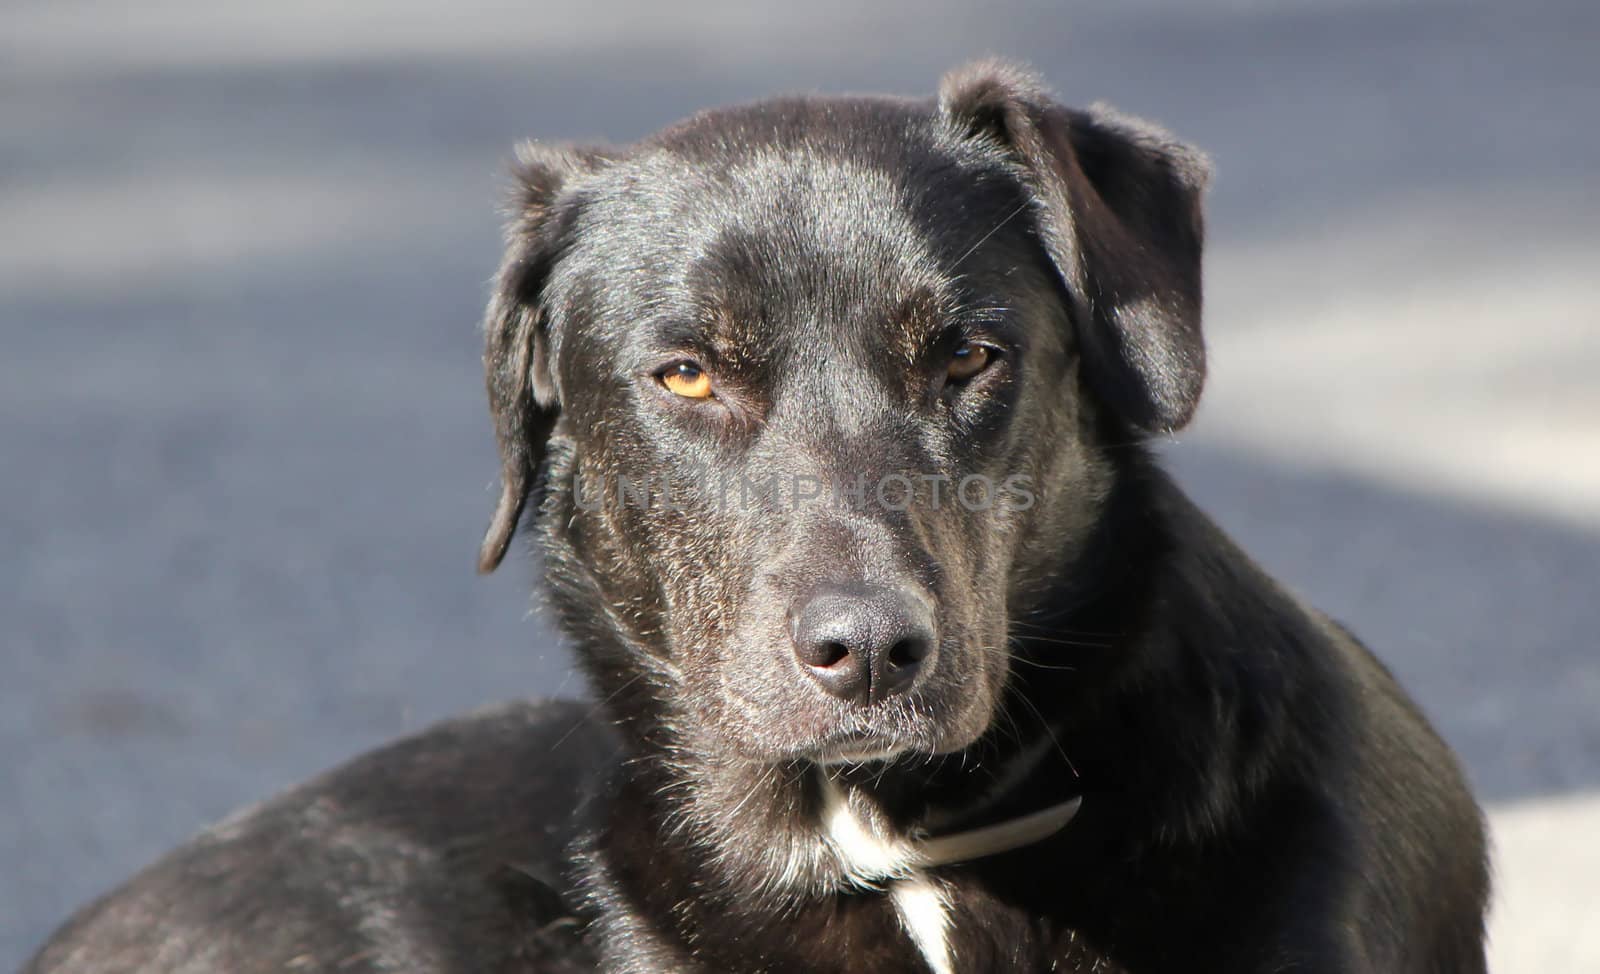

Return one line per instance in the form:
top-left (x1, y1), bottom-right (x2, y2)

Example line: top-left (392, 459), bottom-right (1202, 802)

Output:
top-left (26, 61), bottom-right (1489, 973)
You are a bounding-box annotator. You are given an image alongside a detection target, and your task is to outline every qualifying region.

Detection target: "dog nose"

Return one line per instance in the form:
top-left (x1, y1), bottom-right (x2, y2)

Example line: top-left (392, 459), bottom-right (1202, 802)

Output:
top-left (791, 583), bottom-right (935, 706)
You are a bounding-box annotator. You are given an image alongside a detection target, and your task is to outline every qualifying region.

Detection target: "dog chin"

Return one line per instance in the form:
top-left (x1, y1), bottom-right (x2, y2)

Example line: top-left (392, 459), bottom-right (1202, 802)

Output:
top-left (813, 740), bottom-right (910, 766)
top-left (727, 727), bottom-right (918, 766)
top-left (717, 724), bottom-right (922, 767)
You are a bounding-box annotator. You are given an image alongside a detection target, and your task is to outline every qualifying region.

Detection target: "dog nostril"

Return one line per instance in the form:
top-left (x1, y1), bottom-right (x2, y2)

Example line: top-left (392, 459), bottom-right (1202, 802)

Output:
top-left (887, 637), bottom-right (929, 670)
top-left (804, 641), bottom-right (851, 669)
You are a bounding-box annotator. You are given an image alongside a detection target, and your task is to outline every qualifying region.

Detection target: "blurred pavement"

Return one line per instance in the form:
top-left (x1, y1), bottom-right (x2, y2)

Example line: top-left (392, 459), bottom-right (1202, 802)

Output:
top-left (3, 1), bottom-right (1597, 969)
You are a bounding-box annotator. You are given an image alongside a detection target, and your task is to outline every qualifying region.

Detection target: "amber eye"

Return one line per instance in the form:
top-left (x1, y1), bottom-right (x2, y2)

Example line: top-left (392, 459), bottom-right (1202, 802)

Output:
top-left (660, 361), bottom-right (713, 399)
top-left (946, 342), bottom-right (993, 383)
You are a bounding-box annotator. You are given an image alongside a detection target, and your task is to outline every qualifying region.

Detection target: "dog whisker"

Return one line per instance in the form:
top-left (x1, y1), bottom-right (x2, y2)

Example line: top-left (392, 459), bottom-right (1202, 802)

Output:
top-left (548, 671), bottom-right (647, 752)
top-left (950, 200), bottom-right (1032, 270)
top-left (1008, 618), bottom-right (1121, 640)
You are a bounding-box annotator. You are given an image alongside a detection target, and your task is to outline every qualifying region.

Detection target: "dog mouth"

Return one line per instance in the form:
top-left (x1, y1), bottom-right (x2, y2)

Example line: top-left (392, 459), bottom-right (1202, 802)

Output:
top-left (746, 713), bottom-right (934, 766)
top-left (715, 686), bottom-right (943, 764)
top-left (780, 699), bottom-right (982, 767)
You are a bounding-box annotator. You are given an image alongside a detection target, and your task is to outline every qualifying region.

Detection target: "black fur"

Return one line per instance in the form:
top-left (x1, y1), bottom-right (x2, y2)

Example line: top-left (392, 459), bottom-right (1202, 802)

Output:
top-left (25, 700), bottom-right (617, 972)
top-left (26, 60), bottom-right (1488, 973)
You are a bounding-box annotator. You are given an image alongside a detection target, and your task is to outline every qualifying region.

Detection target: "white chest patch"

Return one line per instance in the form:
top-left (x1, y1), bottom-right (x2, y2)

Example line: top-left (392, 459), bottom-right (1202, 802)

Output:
top-left (818, 773), bottom-right (954, 973)
top-left (891, 875), bottom-right (954, 974)
top-left (819, 773), bottom-right (921, 886)
top-left (813, 760), bottom-right (1082, 973)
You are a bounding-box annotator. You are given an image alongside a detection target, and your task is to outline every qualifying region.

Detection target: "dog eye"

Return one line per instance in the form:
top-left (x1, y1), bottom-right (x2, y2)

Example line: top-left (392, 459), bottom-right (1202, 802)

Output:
top-left (946, 342), bottom-right (994, 383)
top-left (660, 362), bottom-right (714, 399)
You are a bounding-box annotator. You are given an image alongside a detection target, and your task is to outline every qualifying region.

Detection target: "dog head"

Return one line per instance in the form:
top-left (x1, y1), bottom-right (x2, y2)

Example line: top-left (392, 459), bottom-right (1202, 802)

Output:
top-left (478, 61), bottom-right (1208, 774)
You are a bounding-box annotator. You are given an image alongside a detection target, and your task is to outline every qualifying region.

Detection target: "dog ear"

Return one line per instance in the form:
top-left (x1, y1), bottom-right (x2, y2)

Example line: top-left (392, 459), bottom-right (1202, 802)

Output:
top-left (478, 143), bottom-right (609, 574)
top-left (939, 60), bottom-right (1211, 432)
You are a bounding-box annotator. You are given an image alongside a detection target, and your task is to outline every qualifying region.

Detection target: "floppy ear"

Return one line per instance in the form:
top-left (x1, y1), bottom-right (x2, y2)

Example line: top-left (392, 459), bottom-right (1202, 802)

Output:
top-left (938, 60), bottom-right (1211, 432)
top-left (478, 143), bottom-right (608, 574)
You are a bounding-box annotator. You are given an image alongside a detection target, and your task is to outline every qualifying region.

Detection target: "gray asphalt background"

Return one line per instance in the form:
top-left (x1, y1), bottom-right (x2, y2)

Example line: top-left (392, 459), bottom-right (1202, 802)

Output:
top-left (4, 1), bottom-right (1598, 969)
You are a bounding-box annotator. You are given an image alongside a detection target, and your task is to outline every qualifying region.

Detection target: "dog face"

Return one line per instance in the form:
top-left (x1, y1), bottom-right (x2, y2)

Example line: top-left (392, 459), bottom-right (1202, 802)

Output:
top-left (478, 63), bottom-right (1209, 771)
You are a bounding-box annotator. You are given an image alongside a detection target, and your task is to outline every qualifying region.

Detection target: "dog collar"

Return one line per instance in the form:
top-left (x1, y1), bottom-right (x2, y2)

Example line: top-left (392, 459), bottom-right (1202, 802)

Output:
top-left (916, 795), bottom-right (1082, 867)
top-left (820, 771), bottom-right (1081, 886)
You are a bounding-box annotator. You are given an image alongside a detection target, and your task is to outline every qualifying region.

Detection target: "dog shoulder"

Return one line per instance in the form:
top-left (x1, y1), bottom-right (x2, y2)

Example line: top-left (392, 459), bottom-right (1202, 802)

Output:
top-left (1143, 473), bottom-right (1490, 968)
